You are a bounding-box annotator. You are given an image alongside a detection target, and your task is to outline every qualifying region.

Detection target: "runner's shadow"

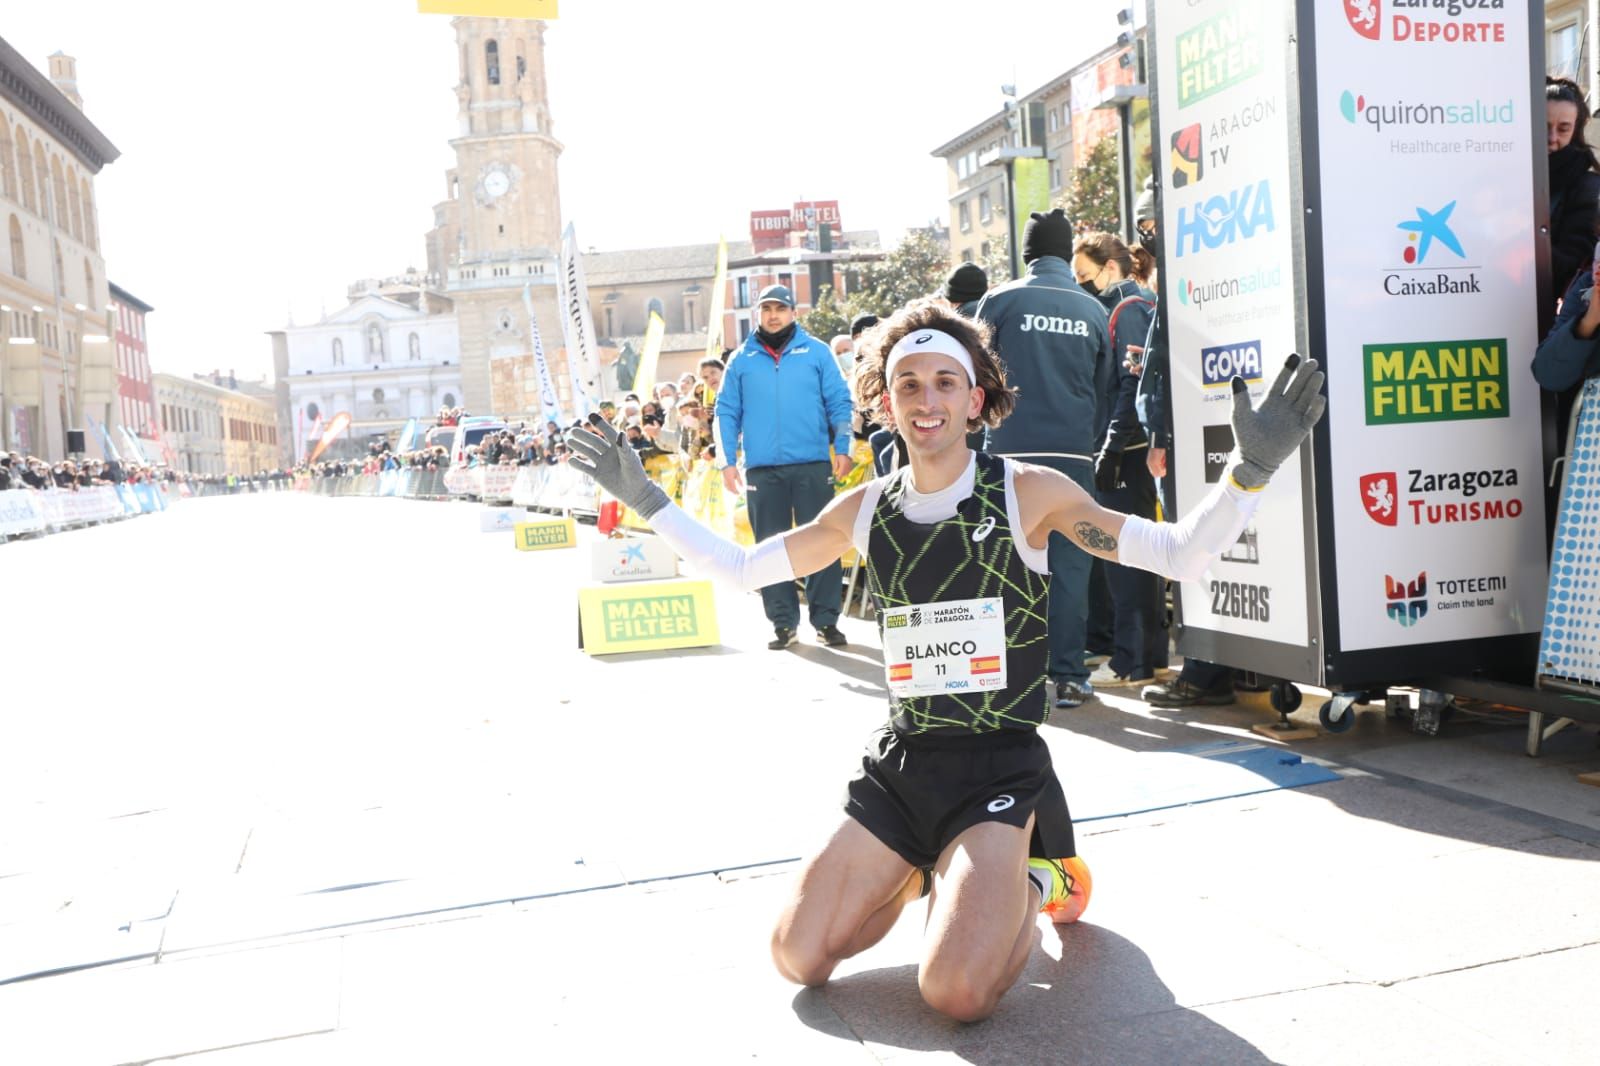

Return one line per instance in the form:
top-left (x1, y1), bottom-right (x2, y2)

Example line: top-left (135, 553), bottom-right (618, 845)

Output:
top-left (798, 923), bottom-right (1280, 1065)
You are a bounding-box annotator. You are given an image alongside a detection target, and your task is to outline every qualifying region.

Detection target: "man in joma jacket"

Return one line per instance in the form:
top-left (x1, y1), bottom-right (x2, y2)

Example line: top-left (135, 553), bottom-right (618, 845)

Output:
top-left (976, 209), bottom-right (1116, 708)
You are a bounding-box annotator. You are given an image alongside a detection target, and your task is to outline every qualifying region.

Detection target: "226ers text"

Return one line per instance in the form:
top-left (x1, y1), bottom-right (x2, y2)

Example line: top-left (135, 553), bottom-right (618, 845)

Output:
top-left (1210, 580), bottom-right (1270, 622)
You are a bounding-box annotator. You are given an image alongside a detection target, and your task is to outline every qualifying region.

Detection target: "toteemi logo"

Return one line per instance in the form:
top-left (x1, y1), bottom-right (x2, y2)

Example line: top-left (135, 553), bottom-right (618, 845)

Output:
top-left (1385, 571), bottom-right (1428, 627)
top-left (1397, 202), bottom-right (1464, 265)
top-left (1171, 124), bottom-right (1203, 188)
top-left (1361, 472), bottom-right (1399, 526)
top-left (1346, 0), bottom-right (1381, 40)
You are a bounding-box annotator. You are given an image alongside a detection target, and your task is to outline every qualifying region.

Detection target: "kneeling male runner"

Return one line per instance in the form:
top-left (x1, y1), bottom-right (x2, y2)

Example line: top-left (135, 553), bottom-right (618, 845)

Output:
top-left (567, 300), bottom-right (1324, 1022)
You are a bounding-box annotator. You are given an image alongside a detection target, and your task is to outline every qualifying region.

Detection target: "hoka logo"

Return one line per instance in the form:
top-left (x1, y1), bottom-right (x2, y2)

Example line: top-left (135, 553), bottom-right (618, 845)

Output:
top-left (1174, 179), bottom-right (1276, 258)
top-left (1384, 570), bottom-right (1428, 627)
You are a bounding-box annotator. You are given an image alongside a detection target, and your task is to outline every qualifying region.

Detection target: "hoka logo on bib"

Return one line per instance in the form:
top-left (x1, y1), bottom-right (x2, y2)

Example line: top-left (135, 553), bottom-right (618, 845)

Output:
top-left (1174, 180), bottom-right (1276, 258)
top-left (1019, 314), bottom-right (1090, 335)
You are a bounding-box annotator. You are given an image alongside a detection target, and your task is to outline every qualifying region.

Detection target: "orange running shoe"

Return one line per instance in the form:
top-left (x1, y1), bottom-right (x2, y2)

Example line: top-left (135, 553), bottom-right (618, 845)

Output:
top-left (1028, 855), bottom-right (1092, 924)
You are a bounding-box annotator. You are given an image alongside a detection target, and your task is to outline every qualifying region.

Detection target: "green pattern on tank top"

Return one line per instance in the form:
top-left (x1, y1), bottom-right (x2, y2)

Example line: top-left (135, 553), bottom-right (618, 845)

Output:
top-left (867, 452), bottom-right (1051, 734)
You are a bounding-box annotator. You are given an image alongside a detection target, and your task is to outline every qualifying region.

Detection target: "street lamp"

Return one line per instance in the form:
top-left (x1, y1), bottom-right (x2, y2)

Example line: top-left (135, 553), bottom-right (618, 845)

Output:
top-left (1094, 83), bottom-right (1149, 244)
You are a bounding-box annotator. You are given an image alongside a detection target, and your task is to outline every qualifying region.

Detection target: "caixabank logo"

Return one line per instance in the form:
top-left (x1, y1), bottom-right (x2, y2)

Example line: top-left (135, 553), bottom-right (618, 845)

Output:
top-left (1363, 339), bottom-right (1508, 424)
top-left (1173, 179), bottom-right (1276, 259)
top-left (1360, 466), bottom-right (1524, 526)
top-left (1344, 0), bottom-right (1507, 44)
top-left (1385, 201), bottom-right (1481, 297)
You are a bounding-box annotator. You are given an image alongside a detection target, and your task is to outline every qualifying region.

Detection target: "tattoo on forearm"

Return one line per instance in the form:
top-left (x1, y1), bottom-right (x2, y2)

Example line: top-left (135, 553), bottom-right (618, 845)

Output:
top-left (1074, 521), bottom-right (1118, 553)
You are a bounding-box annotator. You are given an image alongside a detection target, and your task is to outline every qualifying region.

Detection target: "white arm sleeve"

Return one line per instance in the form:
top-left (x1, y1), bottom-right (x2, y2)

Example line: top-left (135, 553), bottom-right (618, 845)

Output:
top-left (1115, 481), bottom-right (1262, 582)
top-left (649, 501), bottom-right (796, 593)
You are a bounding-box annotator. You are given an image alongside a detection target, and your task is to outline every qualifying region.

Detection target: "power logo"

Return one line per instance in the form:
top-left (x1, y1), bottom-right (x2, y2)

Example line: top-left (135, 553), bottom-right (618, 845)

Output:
top-left (1384, 571), bottom-right (1429, 627)
top-left (1171, 124), bottom-right (1203, 188)
top-left (1203, 424), bottom-right (1236, 484)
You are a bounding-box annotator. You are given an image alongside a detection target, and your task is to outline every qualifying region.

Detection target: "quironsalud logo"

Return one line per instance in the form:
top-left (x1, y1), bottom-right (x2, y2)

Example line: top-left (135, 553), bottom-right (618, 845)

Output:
top-left (1384, 571), bottom-right (1428, 627)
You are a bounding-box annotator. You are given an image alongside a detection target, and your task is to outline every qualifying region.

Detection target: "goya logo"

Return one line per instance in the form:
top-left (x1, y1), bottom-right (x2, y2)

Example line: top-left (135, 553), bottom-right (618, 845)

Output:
top-left (1338, 89), bottom-right (1515, 130)
top-left (1173, 180), bottom-right (1276, 258)
top-left (1363, 339), bottom-right (1507, 424)
top-left (1201, 340), bottom-right (1263, 390)
top-left (1171, 123), bottom-right (1203, 188)
top-left (1177, 7), bottom-right (1264, 108)
top-left (1384, 571), bottom-right (1429, 628)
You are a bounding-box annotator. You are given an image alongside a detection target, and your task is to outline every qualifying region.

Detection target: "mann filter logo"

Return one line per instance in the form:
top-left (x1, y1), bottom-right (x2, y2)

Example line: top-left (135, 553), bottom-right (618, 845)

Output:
top-left (1171, 124), bottom-right (1203, 188)
top-left (603, 595), bottom-right (699, 642)
top-left (1176, 7), bottom-right (1264, 109)
top-left (1339, 90), bottom-right (1515, 131)
top-left (1203, 424), bottom-right (1235, 484)
top-left (1173, 180), bottom-right (1276, 258)
top-left (1384, 571), bottom-right (1429, 627)
top-left (1201, 340), bottom-right (1263, 390)
top-left (884, 614), bottom-right (909, 629)
top-left (1363, 339), bottom-right (1507, 424)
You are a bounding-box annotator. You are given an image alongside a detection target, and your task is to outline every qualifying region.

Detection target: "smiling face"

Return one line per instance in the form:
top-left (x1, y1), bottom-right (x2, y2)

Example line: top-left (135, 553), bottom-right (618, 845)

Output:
top-left (883, 352), bottom-right (984, 457)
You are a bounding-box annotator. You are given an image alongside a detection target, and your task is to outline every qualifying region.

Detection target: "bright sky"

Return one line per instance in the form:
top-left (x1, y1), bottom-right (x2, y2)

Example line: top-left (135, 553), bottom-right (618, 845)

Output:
top-left (4, 0), bottom-right (1128, 381)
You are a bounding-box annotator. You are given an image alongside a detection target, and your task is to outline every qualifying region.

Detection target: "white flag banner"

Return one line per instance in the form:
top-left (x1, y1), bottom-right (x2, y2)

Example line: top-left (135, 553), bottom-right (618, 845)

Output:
top-left (523, 283), bottom-right (566, 426)
top-left (558, 223), bottom-right (603, 415)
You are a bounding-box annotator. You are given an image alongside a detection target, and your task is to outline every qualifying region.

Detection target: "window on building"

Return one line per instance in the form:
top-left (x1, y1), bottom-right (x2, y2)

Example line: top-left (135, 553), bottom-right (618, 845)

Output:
top-left (736, 277), bottom-right (749, 308)
top-left (367, 323), bottom-right (384, 358)
top-left (738, 318), bottom-right (751, 341)
top-left (1050, 162), bottom-right (1062, 191)
top-left (603, 306), bottom-right (615, 337)
top-left (486, 40), bottom-right (500, 85)
top-left (979, 192), bottom-right (992, 224)
top-left (84, 261), bottom-right (94, 307)
top-left (778, 272), bottom-right (793, 296)
top-left (956, 155), bottom-right (970, 180)
top-left (16, 132), bottom-right (34, 212)
top-left (81, 178), bottom-right (96, 250)
top-left (373, 387), bottom-right (385, 405)
top-left (1550, 22), bottom-right (1580, 77)
top-left (1048, 109), bottom-right (1059, 133)
top-left (646, 297), bottom-right (664, 323)
top-left (0, 123), bottom-right (13, 200)
top-left (684, 299), bottom-right (697, 334)
top-left (35, 154), bottom-right (47, 222)
top-left (961, 249), bottom-right (974, 263)
top-left (981, 241), bottom-right (991, 260)
top-left (8, 214), bottom-right (23, 280)
top-left (332, 338), bottom-right (344, 365)
top-left (516, 55), bottom-right (527, 80)
top-left (67, 173), bottom-right (82, 242)
top-left (959, 201), bottom-right (971, 233)
top-left (408, 332), bottom-right (421, 360)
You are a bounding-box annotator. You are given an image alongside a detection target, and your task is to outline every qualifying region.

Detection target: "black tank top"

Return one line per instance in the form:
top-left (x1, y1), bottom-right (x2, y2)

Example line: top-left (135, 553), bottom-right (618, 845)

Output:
top-left (866, 452), bottom-right (1051, 735)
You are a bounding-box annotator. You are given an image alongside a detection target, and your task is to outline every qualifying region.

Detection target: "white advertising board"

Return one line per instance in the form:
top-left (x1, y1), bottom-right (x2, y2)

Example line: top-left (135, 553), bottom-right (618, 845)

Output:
top-left (1154, 0), bottom-right (1312, 648)
top-left (1311, 0), bottom-right (1547, 651)
top-left (589, 536), bottom-right (679, 583)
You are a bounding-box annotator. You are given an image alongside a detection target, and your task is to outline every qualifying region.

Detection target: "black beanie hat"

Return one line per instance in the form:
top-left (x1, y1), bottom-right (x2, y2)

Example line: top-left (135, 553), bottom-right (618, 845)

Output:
top-left (942, 263), bottom-right (989, 305)
top-left (849, 313), bottom-right (880, 338)
top-left (1022, 208), bottom-right (1075, 264)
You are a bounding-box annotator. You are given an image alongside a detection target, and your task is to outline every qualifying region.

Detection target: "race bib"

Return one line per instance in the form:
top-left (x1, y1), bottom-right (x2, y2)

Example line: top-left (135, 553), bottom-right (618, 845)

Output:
top-left (881, 597), bottom-right (1007, 697)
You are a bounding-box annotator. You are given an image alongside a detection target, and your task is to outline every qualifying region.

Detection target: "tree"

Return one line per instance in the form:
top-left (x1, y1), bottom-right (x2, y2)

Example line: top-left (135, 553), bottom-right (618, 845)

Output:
top-left (854, 229), bottom-right (952, 316)
top-left (800, 283), bottom-right (852, 344)
top-left (1059, 135), bottom-right (1122, 234)
top-left (977, 229), bottom-right (1012, 286)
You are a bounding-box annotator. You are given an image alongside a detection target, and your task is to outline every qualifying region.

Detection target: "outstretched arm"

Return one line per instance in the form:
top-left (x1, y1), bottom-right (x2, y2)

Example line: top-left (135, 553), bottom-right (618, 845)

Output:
top-left (1026, 356), bottom-right (1325, 581)
top-left (565, 413), bottom-right (859, 591)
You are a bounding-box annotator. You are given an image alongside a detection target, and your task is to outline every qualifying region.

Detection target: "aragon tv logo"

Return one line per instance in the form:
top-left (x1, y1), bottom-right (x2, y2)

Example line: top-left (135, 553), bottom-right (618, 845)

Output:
top-left (1171, 123), bottom-right (1203, 189)
top-left (1384, 571), bottom-right (1428, 628)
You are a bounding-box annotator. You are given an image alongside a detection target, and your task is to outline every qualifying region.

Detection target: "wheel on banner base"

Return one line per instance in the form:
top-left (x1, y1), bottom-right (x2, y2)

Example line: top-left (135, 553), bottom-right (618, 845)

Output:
top-left (1268, 682), bottom-right (1302, 716)
top-left (1319, 695), bottom-right (1357, 734)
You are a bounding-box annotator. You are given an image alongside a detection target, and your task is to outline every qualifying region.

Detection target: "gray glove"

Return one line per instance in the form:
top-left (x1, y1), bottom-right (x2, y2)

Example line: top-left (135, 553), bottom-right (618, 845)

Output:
top-left (564, 413), bottom-right (671, 519)
top-left (1229, 354), bottom-right (1326, 490)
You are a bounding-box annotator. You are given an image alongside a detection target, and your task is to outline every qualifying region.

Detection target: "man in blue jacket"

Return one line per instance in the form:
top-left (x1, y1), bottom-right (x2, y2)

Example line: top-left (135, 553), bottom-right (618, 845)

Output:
top-left (716, 284), bottom-right (856, 649)
top-left (976, 209), bottom-right (1115, 708)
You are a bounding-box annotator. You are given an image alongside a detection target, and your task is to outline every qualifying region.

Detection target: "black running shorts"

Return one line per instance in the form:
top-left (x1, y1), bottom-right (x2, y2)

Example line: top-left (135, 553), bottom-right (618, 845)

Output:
top-left (843, 724), bottom-right (1077, 870)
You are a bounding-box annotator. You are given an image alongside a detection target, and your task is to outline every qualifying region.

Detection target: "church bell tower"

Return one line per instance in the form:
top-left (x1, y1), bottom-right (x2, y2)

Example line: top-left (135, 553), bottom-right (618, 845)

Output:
top-left (430, 17), bottom-right (566, 416)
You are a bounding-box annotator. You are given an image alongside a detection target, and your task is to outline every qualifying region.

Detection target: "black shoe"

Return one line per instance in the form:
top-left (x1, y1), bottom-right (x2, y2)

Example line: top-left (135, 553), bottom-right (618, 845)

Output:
top-left (1053, 679), bottom-right (1094, 709)
top-left (1141, 678), bottom-right (1236, 708)
top-left (768, 627), bottom-right (798, 650)
top-left (816, 625), bottom-right (848, 647)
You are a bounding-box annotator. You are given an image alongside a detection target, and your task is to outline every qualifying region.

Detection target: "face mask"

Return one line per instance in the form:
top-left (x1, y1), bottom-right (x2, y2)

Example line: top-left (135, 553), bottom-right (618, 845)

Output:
top-left (1079, 274), bottom-right (1101, 296)
top-left (1138, 228), bottom-right (1158, 255)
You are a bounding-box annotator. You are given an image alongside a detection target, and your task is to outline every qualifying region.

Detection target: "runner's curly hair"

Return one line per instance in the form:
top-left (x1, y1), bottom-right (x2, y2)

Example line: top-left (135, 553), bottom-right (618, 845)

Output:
top-left (853, 298), bottom-right (1015, 431)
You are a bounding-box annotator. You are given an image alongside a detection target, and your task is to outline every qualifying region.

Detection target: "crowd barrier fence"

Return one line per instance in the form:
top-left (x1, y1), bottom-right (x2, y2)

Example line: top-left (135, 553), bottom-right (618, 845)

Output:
top-left (0, 481), bottom-right (170, 540)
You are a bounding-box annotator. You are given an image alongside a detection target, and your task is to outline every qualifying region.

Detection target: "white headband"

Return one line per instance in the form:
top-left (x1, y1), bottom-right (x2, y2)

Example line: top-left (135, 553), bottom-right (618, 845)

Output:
top-left (884, 329), bottom-right (977, 385)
